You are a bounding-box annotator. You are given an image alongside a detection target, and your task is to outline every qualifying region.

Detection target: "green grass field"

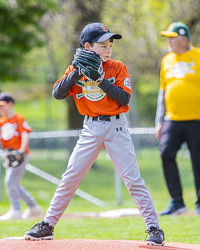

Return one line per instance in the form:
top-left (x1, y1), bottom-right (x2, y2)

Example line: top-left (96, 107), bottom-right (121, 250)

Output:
top-left (0, 216), bottom-right (199, 244)
top-left (0, 148), bottom-right (199, 244)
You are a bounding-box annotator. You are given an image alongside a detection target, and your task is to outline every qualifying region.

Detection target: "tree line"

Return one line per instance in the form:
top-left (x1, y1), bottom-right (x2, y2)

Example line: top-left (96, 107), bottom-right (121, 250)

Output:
top-left (0, 0), bottom-right (200, 128)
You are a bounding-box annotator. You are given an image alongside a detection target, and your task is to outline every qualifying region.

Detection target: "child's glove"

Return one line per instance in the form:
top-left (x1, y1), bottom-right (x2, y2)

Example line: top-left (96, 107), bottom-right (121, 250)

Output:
top-left (5, 150), bottom-right (25, 168)
top-left (72, 48), bottom-right (104, 83)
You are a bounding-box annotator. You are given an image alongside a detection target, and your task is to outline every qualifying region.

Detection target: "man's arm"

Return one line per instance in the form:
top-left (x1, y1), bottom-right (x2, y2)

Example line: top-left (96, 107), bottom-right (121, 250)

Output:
top-left (155, 89), bottom-right (166, 140)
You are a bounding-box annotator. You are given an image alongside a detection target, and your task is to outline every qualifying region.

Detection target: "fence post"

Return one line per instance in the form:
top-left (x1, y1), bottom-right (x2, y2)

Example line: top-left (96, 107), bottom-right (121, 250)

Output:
top-left (114, 168), bottom-right (122, 205)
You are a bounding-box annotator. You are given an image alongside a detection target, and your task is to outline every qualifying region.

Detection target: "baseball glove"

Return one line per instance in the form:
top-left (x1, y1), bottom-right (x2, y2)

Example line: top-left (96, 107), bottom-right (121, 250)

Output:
top-left (5, 150), bottom-right (25, 168)
top-left (72, 48), bottom-right (104, 83)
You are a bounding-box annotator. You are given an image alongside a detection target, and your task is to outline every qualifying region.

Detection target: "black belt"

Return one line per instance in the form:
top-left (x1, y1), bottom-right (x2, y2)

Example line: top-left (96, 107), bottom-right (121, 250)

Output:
top-left (90, 114), bottom-right (120, 122)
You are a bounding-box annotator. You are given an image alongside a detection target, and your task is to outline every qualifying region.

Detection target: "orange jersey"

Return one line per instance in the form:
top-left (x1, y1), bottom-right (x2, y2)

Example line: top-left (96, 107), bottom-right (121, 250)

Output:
top-left (54, 59), bottom-right (131, 116)
top-left (0, 113), bottom-right (32, 154)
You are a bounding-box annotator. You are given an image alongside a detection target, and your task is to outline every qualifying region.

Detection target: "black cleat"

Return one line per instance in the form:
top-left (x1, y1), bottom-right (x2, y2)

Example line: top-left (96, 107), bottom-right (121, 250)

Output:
top-left (146, 226), bottom-right (164, 246)
top-left (24, 221), bottom-right (54, 240)
top-left (160, 202), bottom-right (187, 216)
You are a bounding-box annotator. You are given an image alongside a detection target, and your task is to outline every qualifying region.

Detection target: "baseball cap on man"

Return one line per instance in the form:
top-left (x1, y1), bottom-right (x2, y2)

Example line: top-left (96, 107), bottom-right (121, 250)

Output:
top-left (159, 22), bottom-right (190, 38)
top-left (0, 92), bottom-right (15, 105)
top-left (80, 22), bottom-right (122, 47)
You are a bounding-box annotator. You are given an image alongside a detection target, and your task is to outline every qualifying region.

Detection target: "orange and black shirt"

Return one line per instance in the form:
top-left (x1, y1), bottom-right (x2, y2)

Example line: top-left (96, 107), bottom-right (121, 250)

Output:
top-left (0, 113), bottom-right (32, 154)
top-left (53, 59), bottom-right (132, 117)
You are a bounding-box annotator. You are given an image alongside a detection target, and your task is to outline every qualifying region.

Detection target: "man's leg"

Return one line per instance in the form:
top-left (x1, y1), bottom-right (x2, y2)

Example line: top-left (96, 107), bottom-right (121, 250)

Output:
top-left (160, 120), bottom-right (184, 203)
top-left (184, 121), bottom-right (200, 206)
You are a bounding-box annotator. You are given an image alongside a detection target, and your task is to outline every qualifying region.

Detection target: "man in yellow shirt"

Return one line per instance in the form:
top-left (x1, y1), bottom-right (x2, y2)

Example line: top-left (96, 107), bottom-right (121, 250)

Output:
top-left (155, 22), bottom-right (200, 216)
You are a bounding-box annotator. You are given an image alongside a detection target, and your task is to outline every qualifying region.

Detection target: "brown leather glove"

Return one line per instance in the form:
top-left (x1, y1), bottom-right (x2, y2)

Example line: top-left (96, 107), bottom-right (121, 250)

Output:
top-left (6, 150), bottom-right (25, 167)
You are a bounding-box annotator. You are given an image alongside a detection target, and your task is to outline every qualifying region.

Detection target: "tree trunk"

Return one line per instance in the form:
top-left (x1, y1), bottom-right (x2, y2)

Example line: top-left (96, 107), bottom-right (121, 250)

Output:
top-left (67, 0), bottom-right (104, 129)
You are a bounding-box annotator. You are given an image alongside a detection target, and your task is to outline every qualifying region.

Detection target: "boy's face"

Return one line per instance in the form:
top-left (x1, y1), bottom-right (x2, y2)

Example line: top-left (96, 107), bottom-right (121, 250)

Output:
top-left (0, 102), bottom-right (13, 117)
top-left (87, 38), bottom-right (113, 62)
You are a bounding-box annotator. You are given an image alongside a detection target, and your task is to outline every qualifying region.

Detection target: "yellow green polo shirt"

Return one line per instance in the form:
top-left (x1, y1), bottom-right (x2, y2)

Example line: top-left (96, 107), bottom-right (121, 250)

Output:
top-left (160, 46), bottom-right (200, 121)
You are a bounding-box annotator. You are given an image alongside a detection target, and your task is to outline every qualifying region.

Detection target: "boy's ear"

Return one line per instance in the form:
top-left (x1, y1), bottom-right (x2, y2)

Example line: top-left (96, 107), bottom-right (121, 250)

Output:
top-left (84, 42), bottom-right (90, 50)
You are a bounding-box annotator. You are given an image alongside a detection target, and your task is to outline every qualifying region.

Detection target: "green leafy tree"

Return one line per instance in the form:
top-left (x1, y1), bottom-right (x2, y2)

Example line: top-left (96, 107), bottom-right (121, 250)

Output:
top-left (7, 0), bottom-right (200, 129)
top-left (25, 0), bottom-right (105, 129)
top-left (0, 0), bottom-right (57, 81)
top-left (103, 0), bottom-right (200, 126)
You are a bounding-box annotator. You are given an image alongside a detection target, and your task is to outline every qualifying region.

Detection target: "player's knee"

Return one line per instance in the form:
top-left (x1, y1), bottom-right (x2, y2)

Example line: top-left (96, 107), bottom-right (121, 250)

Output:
top-left (4, 177), bottom-right (17, 189)
top-left (161, 150), bottom-right (177, 167)
top-left (160, 145), bottom-right (176, 159)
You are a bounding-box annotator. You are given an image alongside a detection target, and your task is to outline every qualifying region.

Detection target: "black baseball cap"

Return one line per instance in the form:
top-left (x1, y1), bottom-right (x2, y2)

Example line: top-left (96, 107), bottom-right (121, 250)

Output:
top-left (0, 92), bottom-right (15, 105)
top-left (80, 22), bottom-right (122, 47)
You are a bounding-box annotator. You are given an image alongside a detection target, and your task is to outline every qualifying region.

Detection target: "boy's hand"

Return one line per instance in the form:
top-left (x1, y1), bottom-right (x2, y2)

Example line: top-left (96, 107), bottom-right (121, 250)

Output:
top-left (72, 49), bottom-right (104, 83)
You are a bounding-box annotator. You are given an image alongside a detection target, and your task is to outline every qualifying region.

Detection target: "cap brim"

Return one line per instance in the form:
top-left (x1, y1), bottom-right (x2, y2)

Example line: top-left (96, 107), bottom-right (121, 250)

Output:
top-left (159, 31), bottom-right (178, 37)
top-left (0, 101), bottom-right (7, 105)
top-left (97, 33), bottom-right (122, 43)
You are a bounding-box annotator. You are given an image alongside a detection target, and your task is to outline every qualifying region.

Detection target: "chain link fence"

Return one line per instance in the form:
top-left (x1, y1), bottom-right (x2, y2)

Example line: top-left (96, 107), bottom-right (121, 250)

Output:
top-left (0, 127), bottom-right (196, 208)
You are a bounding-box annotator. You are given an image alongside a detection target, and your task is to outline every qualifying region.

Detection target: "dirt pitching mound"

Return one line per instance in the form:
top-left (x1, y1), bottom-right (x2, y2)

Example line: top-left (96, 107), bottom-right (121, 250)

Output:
top-left (1, 238), bottom-right (200, 250)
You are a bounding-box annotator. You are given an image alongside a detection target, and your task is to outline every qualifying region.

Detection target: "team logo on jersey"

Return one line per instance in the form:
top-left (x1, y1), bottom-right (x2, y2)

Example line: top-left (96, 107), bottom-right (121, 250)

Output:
top-left (123, 77), bottom-right (131, 89)
top-left (168, 61), bottom-right (195, 78)
top-left (1, 123), bottom-right (18, 140)
top-left (76, 77), bottom-right (116, 101)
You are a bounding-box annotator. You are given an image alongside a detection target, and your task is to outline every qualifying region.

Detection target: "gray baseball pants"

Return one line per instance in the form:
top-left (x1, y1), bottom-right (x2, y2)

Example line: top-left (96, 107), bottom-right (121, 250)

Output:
top-left (4, 155), bottom-right (37, 210)
top-left (45, 113), bottom-right (159, 229)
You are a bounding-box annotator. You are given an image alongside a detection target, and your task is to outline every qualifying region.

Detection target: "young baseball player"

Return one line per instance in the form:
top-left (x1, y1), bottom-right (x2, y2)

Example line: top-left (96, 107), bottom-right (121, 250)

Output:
top-left (0, 92), bottom-right (41, 220)
top-left (24, 22), bottom-right (164, 246)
